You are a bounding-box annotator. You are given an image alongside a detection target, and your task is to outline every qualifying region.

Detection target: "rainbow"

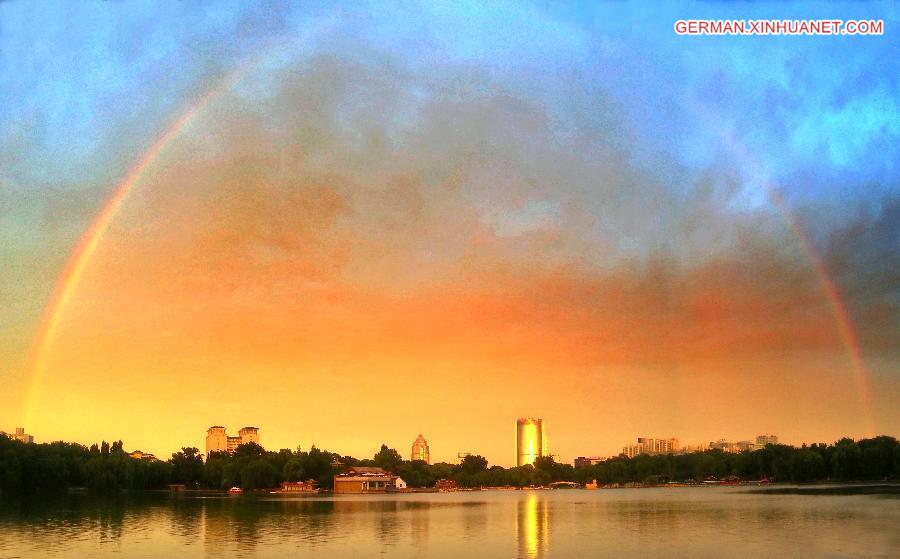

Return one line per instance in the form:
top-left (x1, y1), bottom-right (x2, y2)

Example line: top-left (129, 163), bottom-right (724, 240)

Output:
top-left (22, 59), bottom-right (877, 436)
top-left (770, 189), bottom-right (876, 436)
top-left (684, 99), bottom-right (876, 436)
top-left (22, 57), bottom-right (260, 427)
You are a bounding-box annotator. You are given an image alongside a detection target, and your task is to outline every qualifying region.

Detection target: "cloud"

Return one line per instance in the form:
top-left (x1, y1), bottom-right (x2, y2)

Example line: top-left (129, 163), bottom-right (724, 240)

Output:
top-left (46, 50), bottom-right (887, 376)
top-left (821, 198), bottom-right (900, 354)
top-left (5, 1), bottom-right (897, 454)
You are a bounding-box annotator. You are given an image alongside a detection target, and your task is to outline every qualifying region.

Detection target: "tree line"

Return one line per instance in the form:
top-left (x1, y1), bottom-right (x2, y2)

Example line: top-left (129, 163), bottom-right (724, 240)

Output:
top-left (1, 435), bottom-right (897, 493)
top-left (570, 436), bottom-right (900, 486)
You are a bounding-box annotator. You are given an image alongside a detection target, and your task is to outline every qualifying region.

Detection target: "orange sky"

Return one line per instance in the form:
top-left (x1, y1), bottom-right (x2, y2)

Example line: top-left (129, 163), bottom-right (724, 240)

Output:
top-left (3, 10), bottom-right (898, 466)
top-left (12, 66), bottom-right (898, 466)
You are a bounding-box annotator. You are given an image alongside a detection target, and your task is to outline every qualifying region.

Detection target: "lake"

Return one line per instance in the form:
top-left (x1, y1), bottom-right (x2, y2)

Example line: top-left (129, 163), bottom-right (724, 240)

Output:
top-left (0, 486), bottom-right (897, 558)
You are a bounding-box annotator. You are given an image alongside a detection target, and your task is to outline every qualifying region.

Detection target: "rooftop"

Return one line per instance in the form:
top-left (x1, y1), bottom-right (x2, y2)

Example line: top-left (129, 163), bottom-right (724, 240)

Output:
top-left (345, 466), bottom-right (391, 476)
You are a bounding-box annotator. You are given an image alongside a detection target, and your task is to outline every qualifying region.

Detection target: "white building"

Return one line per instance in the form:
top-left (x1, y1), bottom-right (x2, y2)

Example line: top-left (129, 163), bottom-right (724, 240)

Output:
top-left (206, 426), bottom-right (260, 457)
top-left (622, 437), bottom-right (680, 458)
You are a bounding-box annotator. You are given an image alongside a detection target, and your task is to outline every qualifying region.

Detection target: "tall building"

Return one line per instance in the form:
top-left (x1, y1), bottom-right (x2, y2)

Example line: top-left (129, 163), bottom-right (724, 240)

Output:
top-left (681, 442), bottom-right (708, 453)
top-left (573, 456), bottom-right (606, 468)
top-left (206, 426), bottom-right (228, 454)
top-left (1, 427), bottom-right (34, 444)
top-left (709, 439), bottom-right (752, 453)
top-left (622, 437), bottom-right (679, 458)
top-left (237, 426), bottom-right (260, 447)
top-left (517, 418), bottom-right (544, 467)
top-left (206, 425), bottom-right (260, 457)
top-left (411, 434), bottom-right (430, 464)
top-left (706, 435), bottom-right (778, 453)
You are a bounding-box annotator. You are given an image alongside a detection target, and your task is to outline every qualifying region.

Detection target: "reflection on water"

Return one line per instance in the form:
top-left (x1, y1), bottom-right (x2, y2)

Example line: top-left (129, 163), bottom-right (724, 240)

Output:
top-left (0, 488), bottom-right (898, 558)
top-left (517, 493), bottom-right (549, 558)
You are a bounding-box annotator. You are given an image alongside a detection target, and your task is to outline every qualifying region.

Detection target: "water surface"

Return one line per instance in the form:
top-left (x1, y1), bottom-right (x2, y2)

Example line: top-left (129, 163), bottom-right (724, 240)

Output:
top-left (0, 487), bottom-right (897, 558)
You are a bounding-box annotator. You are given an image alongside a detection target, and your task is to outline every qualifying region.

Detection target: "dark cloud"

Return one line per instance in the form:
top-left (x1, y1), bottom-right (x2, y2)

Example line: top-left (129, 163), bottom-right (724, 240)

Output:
top-left (73, 50), bottom-right (892, 371)
top-left (822, 198), bottom-right (900, 354)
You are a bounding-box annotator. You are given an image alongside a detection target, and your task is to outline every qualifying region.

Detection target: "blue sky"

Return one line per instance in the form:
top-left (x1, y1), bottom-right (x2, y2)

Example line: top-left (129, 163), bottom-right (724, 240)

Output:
top-left (2, 0), bottom-right (897, 314)
top-left (2, 1), bottom-right (898, 190)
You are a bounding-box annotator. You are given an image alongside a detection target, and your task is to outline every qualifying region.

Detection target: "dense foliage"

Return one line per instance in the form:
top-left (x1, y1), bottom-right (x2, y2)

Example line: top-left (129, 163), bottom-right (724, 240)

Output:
top-left (1, 435), bottom-right (897, 493)
top-left (570, 437), bottom-right (900, 485)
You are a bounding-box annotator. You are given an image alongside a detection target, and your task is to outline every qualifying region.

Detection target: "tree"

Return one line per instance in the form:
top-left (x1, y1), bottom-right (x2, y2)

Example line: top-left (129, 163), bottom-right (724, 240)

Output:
top-left (171, 447), bottom-right (203, 485)
top-left (204, 452), bottom-right (230, 488)
top-left (373, 444), bottom-right (403, 472)
top-left (396, 460), bottom-right (435, 488)
top-left (239, 459), bottom-right (279, 490)
top-left (858, 436), bottom-right (896, 480)
top-left (788, 450), bottom-right (825, 482)
top-left (832, 439), bottom-right (862, 481)
top-left (459, 454), bottom-right (489, 475)
top-left (283, 458), bottom-right (305, 482)
top-left (301, 446), bottom-right (335, 486)
top-left (234, 442), bottom-right (266, 458)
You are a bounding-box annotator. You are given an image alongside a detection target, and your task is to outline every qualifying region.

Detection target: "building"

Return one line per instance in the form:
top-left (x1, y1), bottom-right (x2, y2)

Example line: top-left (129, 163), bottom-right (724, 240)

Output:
top-left (1, 427), bottom-right (34, 444)
top-left (435, 479), bottom-right (458, 492)
top-left (206, 426), bottom-right (228, 454)
top-left (680, 442), bottom-right (708, 454)
top-left (708, 435), bottom-right (779, 453)
top-left (128, 450), bottom-right (157, 461)
top-left (702, 435), bottom-right (779, 454)
top-left (280, 480), bottom-right (317, 493)
top-left (709, 439), bottom-right (752, 453)
top-left (573, 456), bottom-right (606, 468)
top-left (205, 425), bottom-right (260, 457)
top-left (622, 437), bottom-right (680, 458)
top-left (237, 426), bottom-right (260, 446)
top-left (517, 418), bottom-right (545, 467)
top-left (411, 434), bottom-right (430, 464)
top-left (333, 466), bottom-right (400, 494)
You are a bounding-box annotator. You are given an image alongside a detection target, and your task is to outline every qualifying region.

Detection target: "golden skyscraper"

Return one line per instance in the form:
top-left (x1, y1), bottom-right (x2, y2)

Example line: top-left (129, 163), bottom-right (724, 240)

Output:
top-left (411, 434), bottom-right (430, 464)
top-left (516, 418), bottom-right (544, 466)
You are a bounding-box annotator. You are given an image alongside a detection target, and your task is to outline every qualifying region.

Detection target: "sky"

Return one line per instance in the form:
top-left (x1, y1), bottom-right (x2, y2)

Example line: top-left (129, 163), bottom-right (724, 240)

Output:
top-left (1, 1), bottom-right (898, 466)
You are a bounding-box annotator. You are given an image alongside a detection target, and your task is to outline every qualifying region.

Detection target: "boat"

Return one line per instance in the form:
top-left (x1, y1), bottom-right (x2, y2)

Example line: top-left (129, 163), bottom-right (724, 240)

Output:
top-left (228, 487), bottom-right (243, 495)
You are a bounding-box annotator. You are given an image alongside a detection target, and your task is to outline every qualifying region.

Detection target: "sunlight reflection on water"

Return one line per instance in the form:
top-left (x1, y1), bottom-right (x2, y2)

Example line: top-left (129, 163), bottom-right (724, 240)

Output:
top-left (0, 487), bottom-right (897, 558)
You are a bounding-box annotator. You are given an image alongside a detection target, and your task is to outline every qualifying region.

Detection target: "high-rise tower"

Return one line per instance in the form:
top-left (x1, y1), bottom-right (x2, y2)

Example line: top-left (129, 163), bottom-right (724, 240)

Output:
top-left (206, 425), bottom-right (260, 458)
top-left (516, 418), bottom-right (544, 466)
top-left (411, 434), bottom-right (430, 464)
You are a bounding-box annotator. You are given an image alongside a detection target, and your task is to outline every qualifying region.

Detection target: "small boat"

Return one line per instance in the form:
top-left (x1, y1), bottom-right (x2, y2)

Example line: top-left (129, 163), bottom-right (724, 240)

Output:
top-left (228, 487), bottom-right (243, 495)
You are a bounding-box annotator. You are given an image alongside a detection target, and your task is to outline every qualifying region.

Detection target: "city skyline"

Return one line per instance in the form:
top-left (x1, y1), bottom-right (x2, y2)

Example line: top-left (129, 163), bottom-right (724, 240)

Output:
top-left (6, 422), bottom-right (862, 470)
top-left (1, 2), bottom-right (898, 468)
